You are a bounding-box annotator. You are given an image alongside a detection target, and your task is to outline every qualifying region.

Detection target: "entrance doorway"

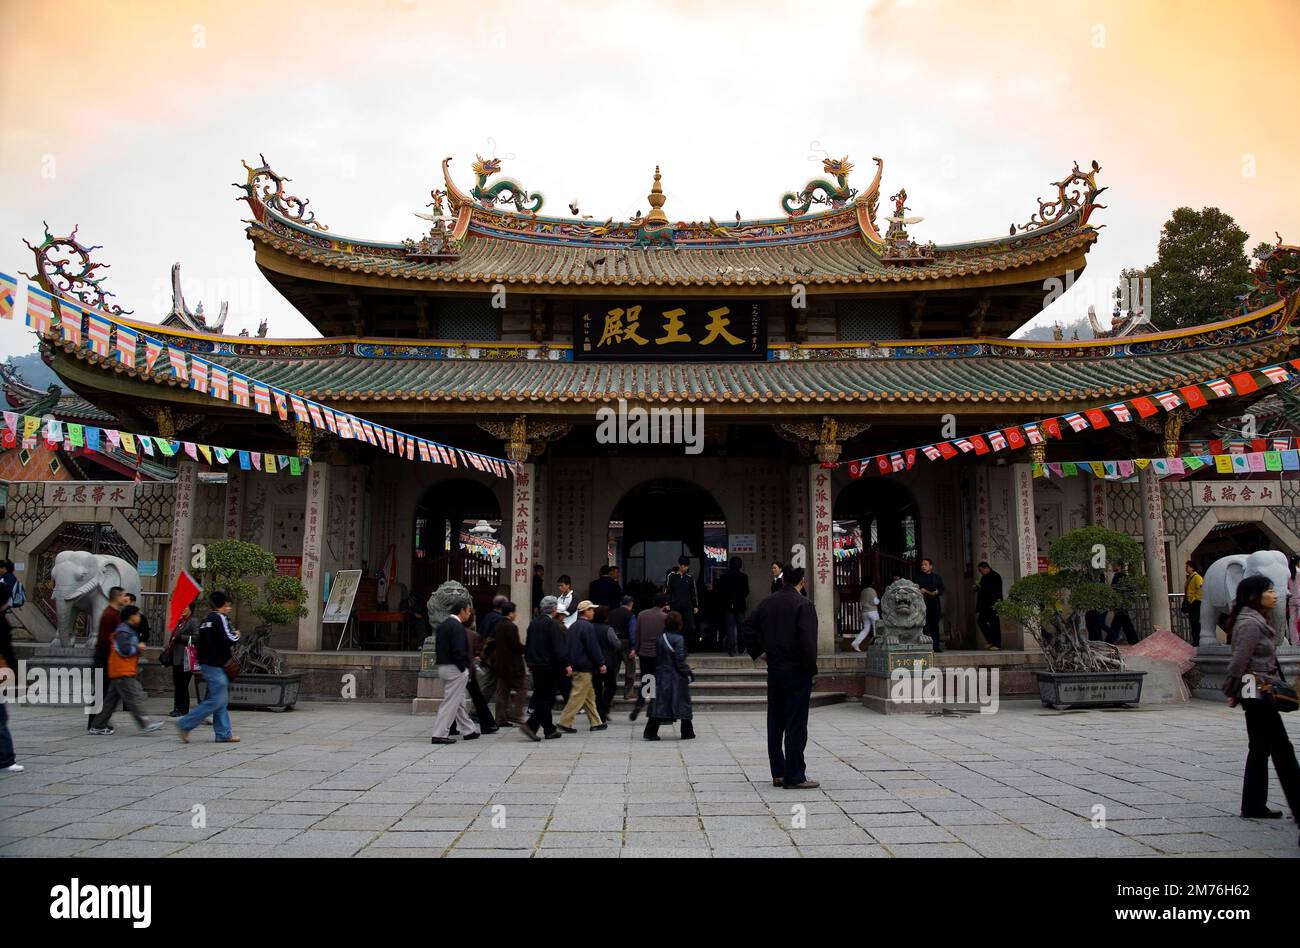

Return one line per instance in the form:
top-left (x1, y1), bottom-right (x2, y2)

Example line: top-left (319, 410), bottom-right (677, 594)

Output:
top-left (832, 478), bottom-right (920, 635)
top-left (608, 478), bottom-right (727, 639)
top-left (411, 479), bottom-right (503, 617)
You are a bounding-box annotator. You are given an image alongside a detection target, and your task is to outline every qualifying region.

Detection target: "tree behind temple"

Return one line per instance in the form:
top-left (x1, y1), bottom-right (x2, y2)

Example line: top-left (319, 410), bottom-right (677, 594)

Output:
top-left (1146, 207), bottom-right (1250, 330)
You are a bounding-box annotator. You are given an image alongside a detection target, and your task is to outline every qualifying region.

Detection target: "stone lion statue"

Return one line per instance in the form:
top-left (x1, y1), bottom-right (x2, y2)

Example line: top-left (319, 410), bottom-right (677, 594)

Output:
top-left (423, 580), bottom-right (472, 648)
top-left (875, 579), bottom-right (931, 648)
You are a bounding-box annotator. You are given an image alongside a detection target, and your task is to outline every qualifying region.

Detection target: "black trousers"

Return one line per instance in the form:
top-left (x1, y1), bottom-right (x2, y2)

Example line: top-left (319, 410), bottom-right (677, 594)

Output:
top-left (925, 609), bottom-right (942, 651)
top-left (466, 670), bottom-right (495, 727)
top-left (644, 717), bottom-right (694, 739)
top-left (1185, 605), bottom-right (1202, 642)
top-left (171, 665), bottom-right (204, 713)
top-left (767, 669), bottom-right (813, 784)
top-left (595, 666), bottom-right (619, 722)
top-left (977, 610), bottom-right (1002, 648)
top-left (1085, 610), bottom-right (1106, 641)
top-left (1107, 611), bottom-right (1138, 645)
top-left (525, 666), bottom-right (557, 736)
top-left (632, 654), bottom-right (658, 710)
top-left (1242, 698), bottom-right (1300, 816)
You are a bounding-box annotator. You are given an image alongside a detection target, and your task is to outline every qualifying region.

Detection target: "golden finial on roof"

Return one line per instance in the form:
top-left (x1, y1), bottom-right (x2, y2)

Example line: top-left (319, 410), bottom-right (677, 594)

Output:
top-left (645, 165), bottom-right (668, 225)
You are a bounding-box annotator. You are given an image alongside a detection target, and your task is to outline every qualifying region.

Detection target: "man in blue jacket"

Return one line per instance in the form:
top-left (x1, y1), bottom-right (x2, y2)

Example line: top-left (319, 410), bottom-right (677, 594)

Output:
top-left (556, 600), bottom-right (607, 732)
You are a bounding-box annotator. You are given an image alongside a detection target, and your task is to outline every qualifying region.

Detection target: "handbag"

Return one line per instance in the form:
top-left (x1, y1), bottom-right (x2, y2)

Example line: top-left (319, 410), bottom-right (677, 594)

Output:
top-left (223, 656), bottom-right (242, 682)
top-left (1262, 662), bottom-right (1298, 713)
top-left (159, 633), bottom-right (176, 667)
top-left (184, 644), bottom-right (199, 673)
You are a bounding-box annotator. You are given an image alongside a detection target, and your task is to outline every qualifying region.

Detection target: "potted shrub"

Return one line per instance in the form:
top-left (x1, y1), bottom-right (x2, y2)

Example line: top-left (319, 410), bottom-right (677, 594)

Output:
top-left (997, 526), bottom-right (1148, 709)
top-left (202, 540), bottom-right (306, 711)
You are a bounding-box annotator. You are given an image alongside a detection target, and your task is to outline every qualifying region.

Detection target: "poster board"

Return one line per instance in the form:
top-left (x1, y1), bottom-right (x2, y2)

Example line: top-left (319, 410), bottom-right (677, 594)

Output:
top-left (322, 569), bottom-right (362, 624)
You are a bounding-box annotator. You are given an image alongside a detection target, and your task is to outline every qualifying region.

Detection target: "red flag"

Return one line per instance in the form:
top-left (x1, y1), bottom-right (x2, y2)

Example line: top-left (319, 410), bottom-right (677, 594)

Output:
top-left (970, 435), bottom-right (990, 455)
top-left (848, 460), bottom-right (862, 479)
top-left (1004, 427), bottom-right (1026, 450)
top-left (1042, 417), bottom-right (1063, 440)
top-left (1229, 372), bottom-right (1259, 395)
top-left (1179, 385), bottom-right (1208, 409)
top-left (1208, 439), bottom-right (1224, 455)
top-left (905, 448), bottom-right (916, 469)
top-left (1251, 438), bottom-right (1267, 453)
top-left (1131, 396), bottom-right (1158, 419)
top-left (876, 456), bottom-right (889, 474)
top-left (167, 569), bottom-right (202, 632)
top-left (937, 441), bottom-right (959, 459)
top-left (1084, 408), bottom-right (1110, 430)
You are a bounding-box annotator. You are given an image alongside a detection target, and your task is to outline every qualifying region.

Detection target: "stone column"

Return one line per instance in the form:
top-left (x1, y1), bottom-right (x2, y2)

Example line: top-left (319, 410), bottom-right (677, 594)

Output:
top-left (167, 460), bottom-right (198, 591)
top-left (1140, 464), bottom-right (1172, 631)
top-left (1011, 463), bottom-right (1038, 579)
top-left (223, 469), bottom-right (244, 540)
top-left (510, 462), bottom-right (536, 634)
top-left (298, 461), bottom-right (331, 651)
top-left (809, 464), bottom-right (836, 653)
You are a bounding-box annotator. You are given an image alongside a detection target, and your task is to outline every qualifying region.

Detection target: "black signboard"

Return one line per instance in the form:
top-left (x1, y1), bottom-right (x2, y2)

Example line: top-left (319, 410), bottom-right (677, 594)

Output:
top-left (574, 301), bottom-right (766, 361)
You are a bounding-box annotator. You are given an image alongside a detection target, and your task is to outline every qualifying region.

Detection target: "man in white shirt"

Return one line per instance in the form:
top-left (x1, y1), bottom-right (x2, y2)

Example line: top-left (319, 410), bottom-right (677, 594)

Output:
top-left (556, 575), bottom-right (577, 629)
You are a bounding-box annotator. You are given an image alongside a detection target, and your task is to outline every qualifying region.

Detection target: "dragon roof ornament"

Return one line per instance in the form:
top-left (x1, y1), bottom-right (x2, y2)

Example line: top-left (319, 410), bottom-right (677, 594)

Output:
top-left (235, 154), bottom-right (329, 231)
top-left (21, 223), bottom-right (131, 315)
top-left (469, 155), bottom-right (544, 215)
top-left (1013, 160), bottom-right (1106, 235)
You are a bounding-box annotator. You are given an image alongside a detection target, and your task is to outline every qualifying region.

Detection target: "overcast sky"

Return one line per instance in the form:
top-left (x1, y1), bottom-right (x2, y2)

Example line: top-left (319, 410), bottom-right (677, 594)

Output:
top-left (2, 0), bottom-right (1297, 359)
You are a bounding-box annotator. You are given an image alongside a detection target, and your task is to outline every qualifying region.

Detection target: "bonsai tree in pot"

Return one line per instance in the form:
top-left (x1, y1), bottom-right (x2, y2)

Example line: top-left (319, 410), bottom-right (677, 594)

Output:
top-left (237, 575), bottom-right (309, 675)
top-left (996, 526), bottom-right (1147, 673)
top-left (201, 539), bottom-right (271, 621)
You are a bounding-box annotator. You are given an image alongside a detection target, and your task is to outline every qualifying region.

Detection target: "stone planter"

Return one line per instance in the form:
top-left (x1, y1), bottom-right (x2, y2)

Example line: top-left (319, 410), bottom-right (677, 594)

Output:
top-left (1035, 670), bottom-right (1146, 710)
top-left (227, 672), bottom-right (303, 711)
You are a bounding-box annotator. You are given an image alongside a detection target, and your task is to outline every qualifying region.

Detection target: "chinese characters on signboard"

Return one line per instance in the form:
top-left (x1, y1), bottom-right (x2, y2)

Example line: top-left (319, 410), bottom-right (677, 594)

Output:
top-left (43, 481), bottom-right (137, 508)
top-left (1191, 483), bottom-right (1279, 506)
top-left (575, 301), bottom-right (765, 361)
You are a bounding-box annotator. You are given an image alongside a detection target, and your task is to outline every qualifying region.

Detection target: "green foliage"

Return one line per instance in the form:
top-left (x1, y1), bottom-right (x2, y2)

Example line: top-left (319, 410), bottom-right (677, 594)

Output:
top-left (997, 526), bottom-right (1147, 624)
top-left (253, 574), bottom-right (309, 632)
top-left (1144, 207), bottom-right (1250, 330)
top-left (203, 539), bottom-right (274, 611)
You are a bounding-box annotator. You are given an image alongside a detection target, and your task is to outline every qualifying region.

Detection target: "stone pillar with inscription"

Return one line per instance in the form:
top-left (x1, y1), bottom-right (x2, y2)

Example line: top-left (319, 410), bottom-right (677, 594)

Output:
top-left (168, 460), bottom-right (199, 591)
top-left (1010, 462), bottom-right (1040, 652)
top-left (298, 461), bottom-right (331, 651)
top-left (1139, 464), bottom-right (1171, 631)
top-left (511, 463), bottom-right (536, 633)
top-left (222, 469), bottom-right (244, 540)
top-left (809, 464), bottom-right (836, 653)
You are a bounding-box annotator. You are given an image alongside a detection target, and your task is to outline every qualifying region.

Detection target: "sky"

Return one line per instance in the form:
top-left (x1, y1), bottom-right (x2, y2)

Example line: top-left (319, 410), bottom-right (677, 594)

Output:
top-left (1, 0), bottom-right (1297, 359)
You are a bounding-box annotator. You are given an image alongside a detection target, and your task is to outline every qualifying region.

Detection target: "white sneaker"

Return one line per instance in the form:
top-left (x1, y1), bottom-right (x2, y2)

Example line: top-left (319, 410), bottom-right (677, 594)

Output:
top-left (2, 764), bottom-right (23, 773)
top-left (88, 727), bottom-right (115, 736)
top-left (141, 722), bottom-right (166, 734)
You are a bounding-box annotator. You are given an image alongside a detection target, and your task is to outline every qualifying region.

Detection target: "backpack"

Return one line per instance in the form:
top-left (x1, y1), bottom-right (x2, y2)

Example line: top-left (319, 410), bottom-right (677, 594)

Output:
top-left (11, 579), bottom-right (25, 608)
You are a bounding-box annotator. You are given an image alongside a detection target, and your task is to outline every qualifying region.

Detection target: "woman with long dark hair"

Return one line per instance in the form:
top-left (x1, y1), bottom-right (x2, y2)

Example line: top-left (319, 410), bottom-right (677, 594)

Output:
top-left (1222, 574), bottom-right (1300, 841)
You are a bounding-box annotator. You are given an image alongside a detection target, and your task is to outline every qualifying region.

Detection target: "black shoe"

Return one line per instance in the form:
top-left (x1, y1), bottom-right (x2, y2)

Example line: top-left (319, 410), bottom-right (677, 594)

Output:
top-left (544, 730), bottom-right (563, 740)
top-left (629, 706), bottom-right (641, 721)
top-left (430, 736), bottom-right (455, 745)
top-left (590, 723), bottom-right (608, 731)
top-left (643, 734), bottom-right (661, 741)
top-left (557, 724), bottom-right (577, 734)
top-left (519, 724), bottom-right (541, 742)
top-left (1241, 808), bottom-right (1284, 819)
top-left (462, 732), bottom-right (480, 741)
top-left (168, 710), bottom-right (184, 718)
top-left (481, 726), bottom-right (500, 734)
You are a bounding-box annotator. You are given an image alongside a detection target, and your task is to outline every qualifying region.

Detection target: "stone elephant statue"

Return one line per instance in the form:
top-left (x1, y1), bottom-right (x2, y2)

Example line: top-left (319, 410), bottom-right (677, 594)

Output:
top-left (1198, 549), bottom-right (1290, 649)
top-left (50, 550), bottom-right (141, 648)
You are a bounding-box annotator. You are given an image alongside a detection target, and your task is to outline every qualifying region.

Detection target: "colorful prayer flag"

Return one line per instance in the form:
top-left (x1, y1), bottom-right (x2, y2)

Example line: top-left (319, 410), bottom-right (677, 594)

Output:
top-left (0, 273), bottom-right (17, 320)
top-left (253, 383), bottom-right (271, 415)
top-left (144, 336), bottom-right (163, 372)
top-left (1229, 372), bottom-right (1258, 395)
top-left (1084, 408), bottom-right (1110, 429)
top-left (25, 286), bottom-right (54, 335)
top-left (115, 324), bottom-right (138, 367)
top-left (1107, 403), bottom-right (1132, 424)
top-left (190, 359), bottom-right (210, 394)
top-left (60, 300), bottom-right (83, 346)
top-left (230, 373), bottom-right (250, 408)
top-left (1063, 413), bottom-right (1089, 433)
top-left (1154, 391), bottom-right (1182, 411)
top-left (87, 312), bottom-right (112, 355)
top-left (209, 365), bottom-right (229, 401)
top-left (168, 348), bottom-right (189, 381)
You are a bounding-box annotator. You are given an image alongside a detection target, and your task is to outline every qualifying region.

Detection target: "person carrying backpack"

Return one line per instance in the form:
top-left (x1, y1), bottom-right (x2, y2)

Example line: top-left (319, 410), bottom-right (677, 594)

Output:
top-left (88, 605), bottom-right (165, 736)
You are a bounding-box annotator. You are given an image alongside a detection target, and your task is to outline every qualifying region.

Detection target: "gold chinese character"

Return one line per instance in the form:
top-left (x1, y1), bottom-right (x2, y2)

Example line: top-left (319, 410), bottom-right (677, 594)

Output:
top-left (656, 308), bottom-right (691, 344)
top-left (597, 307), bottom-right (648, 347)
top-left (700, 306), bottom-right (744, 346)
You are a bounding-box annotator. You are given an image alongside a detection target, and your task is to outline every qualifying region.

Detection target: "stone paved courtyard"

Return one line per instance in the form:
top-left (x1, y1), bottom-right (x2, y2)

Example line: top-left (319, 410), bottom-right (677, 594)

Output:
top-left (1, 698), bottom-right (1298, 858)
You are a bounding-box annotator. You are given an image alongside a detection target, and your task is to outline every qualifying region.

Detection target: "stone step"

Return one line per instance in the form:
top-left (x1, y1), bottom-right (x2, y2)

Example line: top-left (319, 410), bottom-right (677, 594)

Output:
top-left (608, 692), bottom-right (847, 712)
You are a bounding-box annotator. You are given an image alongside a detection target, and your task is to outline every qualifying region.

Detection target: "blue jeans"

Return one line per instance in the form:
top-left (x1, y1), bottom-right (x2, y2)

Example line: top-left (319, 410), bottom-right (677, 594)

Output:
top-left (178, 665), bottom-right (232, 741)
top-left (0, 703), bottom-right (14, 768)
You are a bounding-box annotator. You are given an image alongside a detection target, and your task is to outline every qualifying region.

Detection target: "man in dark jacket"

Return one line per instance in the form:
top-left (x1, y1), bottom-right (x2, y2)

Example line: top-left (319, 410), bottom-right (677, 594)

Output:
top-left (609, 595), bottom-right (637, 699)
top-left (630, 594), bottom-right (669, 720)
top-left (430, 593), bottom-right (481, 744)
top-left (666, 556), bottom-right (699, 645)
top-left (715, 557), bottom-right (750, 657)
top-left (742, 567), bottom-right (820, 790)
top-left (974, 561), bottom-right (1003, 650)
top-left (557, 601), bottom-right (607, 732)
top-left (521, 596), bottom-right (570, 741)
top-left (587, 565), bottom-right (623, 612)
top-left (917, 558), bottom-right (945, 652)
top-left (88, 586), bottom-right (127, 730)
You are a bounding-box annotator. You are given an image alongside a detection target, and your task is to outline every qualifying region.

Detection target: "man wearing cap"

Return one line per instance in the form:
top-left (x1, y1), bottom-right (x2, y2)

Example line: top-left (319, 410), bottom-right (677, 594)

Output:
top-left (521, 595), bottom-right (570, 741)
top-left (556, 600), bottom-right (607, 732)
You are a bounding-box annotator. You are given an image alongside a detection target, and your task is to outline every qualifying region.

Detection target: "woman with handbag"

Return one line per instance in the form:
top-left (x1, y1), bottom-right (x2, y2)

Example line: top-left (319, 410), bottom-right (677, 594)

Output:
top-left (1222, 574), bottom-right (1300, 839)
top-left (177, 591), bottom-right (241, 744)
top-left (165, 601), bottom-right (203, 717)
top-left (644, 611), bottom-right (695, 741)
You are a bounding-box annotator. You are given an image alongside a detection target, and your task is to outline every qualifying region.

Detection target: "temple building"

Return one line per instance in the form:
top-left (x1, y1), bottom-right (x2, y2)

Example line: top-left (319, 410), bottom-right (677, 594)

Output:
top-left (5, 151), bottom-right (1300, 700)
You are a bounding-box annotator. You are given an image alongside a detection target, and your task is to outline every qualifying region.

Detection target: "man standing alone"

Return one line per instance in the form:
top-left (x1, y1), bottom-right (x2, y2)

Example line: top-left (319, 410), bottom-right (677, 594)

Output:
top-left (666, 557), bottom-right (698, 647)
top-left (429, 593), bottom-right (482, 745)
top-left (742, 567), bottom-right (819, 790)
top-left (917, 558), bottom-right (945, 652)
top-left (974, 561), bottom-right (1003, 650)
